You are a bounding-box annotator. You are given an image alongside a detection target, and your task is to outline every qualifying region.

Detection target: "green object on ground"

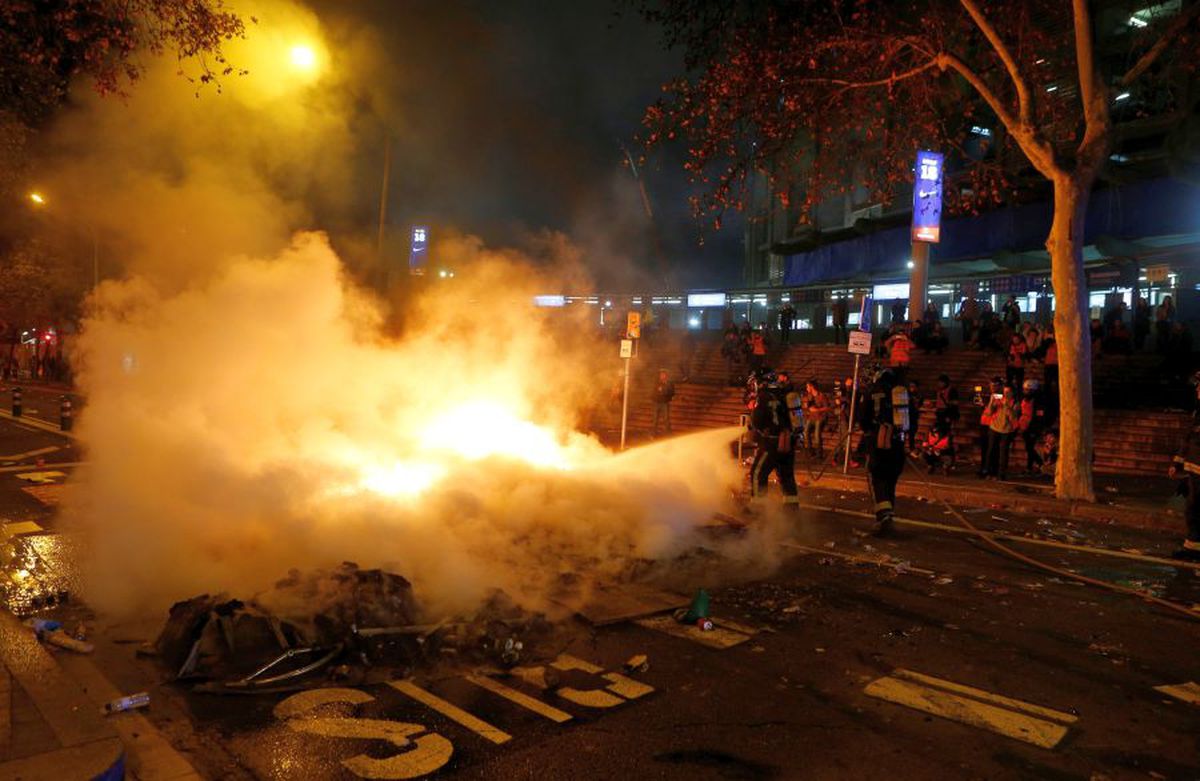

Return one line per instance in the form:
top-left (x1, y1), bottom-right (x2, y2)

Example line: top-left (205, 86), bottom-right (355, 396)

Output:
top-left (681, 588), bottom-right (710, 623)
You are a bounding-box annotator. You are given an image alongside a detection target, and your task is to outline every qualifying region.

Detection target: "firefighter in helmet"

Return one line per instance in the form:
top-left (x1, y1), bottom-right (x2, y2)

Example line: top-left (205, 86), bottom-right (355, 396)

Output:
top-left (861, 367), bottom-right (910, 536)
top-left (749, 372), bottom-right (799, 510)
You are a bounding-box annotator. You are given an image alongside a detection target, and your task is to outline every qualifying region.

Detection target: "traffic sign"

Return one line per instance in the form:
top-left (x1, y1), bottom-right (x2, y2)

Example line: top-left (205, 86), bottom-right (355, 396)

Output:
top-left (619, 339), bottom-right (633, 359)
top-left (848, 330), bottom-right (873, 355)
top-left (626, 312), bottom-right (641, 339)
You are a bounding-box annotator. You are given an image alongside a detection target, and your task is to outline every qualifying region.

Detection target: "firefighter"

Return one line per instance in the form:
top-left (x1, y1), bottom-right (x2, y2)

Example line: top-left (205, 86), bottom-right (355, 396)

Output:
top-left (861, 367), bottom-right (909, 536)
top-left (749, 374), bottom-right (799, 511)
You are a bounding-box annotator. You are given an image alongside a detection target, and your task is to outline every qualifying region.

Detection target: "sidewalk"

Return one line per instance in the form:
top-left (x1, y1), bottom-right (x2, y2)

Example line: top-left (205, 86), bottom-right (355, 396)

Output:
top-left (0, 613), bottom-right (124, 780)
top-left (801, 465), bottom-right (1183, 532)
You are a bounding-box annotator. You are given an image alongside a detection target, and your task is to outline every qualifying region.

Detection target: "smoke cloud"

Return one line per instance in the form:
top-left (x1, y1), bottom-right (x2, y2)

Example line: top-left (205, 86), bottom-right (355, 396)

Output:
top-left (66, 232), bottom-right (754, 617)
top-left (34, 0), bottom-right (777, 621)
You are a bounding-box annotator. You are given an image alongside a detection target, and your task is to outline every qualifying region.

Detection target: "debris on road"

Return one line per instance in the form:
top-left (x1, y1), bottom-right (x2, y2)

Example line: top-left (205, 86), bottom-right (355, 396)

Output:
top-left (103, 692), bottom-right (150, 714)
top-left (623, 654), bottom-right (649, 673)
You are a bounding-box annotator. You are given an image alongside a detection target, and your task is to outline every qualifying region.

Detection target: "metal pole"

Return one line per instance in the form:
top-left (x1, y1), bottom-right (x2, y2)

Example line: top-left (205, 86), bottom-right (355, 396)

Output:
top-left (619, 355), bottom-right (631, 451)
top-left (843, 354), bottom-right (861, 474)
top-left (377, 137), bottom-right (391, 257)
top-left (908, 240), bottom-right (930, 321)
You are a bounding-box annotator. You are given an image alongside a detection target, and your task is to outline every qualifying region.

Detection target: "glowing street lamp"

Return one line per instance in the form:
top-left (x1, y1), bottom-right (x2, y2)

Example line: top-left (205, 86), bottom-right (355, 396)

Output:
top-left (289, 44), bottom-right (318, 72)
top-left (26, 190), bottom-right (99, 289)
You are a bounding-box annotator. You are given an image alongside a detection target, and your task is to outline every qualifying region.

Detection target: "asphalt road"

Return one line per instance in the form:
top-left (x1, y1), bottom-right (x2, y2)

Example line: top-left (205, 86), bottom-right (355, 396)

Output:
top-left (2, 417), bottom-right (1199, 780)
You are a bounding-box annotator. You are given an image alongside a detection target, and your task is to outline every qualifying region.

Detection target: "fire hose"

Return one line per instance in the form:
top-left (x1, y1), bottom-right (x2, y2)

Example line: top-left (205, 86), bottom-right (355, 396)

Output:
top-left (897, 450), bottom-right (1200, 624)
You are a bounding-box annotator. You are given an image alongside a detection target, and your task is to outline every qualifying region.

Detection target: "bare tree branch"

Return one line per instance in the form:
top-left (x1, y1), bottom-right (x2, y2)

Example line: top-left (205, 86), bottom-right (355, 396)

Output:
top-left (1071, 0), bottom-right (1102, 121)
top-left (1120, 1), bottom-right (1200, 86)
top-left (793, 58), bottom-right (940, 90)
top-left (936, 51), bottom-right (1058, 177)
top-left (958, 0), bottom-right (1033, 125)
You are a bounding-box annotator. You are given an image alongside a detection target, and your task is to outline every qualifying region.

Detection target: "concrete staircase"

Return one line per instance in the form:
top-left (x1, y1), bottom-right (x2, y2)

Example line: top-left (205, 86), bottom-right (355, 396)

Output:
top-left (622, 336), bottom-right (1189, 477)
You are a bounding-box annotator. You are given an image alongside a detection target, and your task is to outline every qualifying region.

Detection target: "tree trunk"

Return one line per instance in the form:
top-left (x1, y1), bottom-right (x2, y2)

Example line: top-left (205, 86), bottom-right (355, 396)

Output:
top-left (1048, 175), bottom-right (1095, 501)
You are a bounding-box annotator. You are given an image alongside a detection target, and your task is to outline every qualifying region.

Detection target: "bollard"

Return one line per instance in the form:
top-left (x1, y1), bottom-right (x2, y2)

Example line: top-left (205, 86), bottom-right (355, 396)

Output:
top-left (12, 387), bottom-right (21, 417)
top-left (59, 396), bottom-right (72, 432)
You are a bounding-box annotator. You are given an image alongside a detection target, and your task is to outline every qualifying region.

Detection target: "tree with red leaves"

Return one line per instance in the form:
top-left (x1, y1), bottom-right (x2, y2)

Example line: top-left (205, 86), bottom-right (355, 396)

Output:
top-left (1, 0), bottom-right (246, 119)
top-left (642, 0), bottom-right (1199, 500)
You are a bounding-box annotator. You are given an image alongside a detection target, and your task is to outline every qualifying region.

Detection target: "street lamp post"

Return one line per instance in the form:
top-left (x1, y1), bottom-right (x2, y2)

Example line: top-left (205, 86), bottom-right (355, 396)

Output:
top-left (28, 191), bottom-right (100, 291)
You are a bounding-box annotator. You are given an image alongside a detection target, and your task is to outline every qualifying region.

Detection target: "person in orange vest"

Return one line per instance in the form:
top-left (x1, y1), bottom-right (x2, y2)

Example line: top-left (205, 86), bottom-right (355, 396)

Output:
top-left (748, 328), bottom-right (768, 373)
top-left (884, 328), bottom-right (914, 381)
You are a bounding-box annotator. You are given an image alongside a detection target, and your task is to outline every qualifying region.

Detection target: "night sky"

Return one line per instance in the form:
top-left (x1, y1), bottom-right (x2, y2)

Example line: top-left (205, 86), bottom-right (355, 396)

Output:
top-left (312, 0), bottom-right (744, 292)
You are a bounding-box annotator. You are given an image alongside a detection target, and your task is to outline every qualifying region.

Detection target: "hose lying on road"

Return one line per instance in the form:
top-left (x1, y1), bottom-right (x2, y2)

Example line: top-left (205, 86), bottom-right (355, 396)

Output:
top-left (901, 452), bottom-right (1200, 624)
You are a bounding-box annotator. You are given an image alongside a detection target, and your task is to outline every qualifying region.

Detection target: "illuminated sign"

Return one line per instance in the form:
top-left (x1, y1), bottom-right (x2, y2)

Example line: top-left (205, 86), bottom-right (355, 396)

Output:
top-left (687, 292), bottom-right (727, 307)
top-left (912, 150), bottom-right (943, 243)
top-left (533, 295), bottom-right (566, 307)
top-left (409, 226), bottom-right (429, 275)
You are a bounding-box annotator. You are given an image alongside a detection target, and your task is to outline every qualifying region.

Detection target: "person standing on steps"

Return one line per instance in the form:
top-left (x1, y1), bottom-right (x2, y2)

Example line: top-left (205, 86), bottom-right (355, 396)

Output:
top-left (831, 297), bottom-right (849, 345)
top-left (652, 369), bottom-right (675, 437)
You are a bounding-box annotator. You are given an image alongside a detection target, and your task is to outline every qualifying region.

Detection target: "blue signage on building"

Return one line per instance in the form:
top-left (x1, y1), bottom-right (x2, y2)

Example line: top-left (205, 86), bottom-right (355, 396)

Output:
top-left (912, 150), bottom-right (943, 243)
top-left (859, 295), bottom-right (873, 332)
top-left (409, 226), bottom-right (429, 275)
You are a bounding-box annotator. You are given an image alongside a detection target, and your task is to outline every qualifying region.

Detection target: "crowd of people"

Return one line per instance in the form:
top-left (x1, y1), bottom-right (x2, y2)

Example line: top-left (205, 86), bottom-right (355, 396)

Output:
top-left (1, 350), bottom-right (68, 383)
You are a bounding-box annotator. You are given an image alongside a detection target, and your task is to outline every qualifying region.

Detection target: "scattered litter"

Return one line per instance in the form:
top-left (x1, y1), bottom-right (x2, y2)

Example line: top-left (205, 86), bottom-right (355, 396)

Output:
top-left (44, 631), bottom-right (94, 654)
top-left (103, 692), bottom-right (150, 715)
top-left (696, 618), bottom-right (714, 631)
top-left (818, 557), bottom-right (835, 566)
top-left (28, 618), bottom-right (94, 653)
top-left (814, 647), bottom-right (826, 653)
top-left (823, 541), bottom-right (836, 549)
top-left (782, 605), bottom-right (803, 614)
top-left (934, 577), bottom-right (954, 586)
top-left (1103, 486), bottom-right (1119, 494)
top-left (750, 646), bottom-right (765, 653)
top-left (863, 545), bottom-right (876, 553)
top-left (623, 654), bottom-right (649, 674)
top-left (990, 515), bottom-right (1011, 523)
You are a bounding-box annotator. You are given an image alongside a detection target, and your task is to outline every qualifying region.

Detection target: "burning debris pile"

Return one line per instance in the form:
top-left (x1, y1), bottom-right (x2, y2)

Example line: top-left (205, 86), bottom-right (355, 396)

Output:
top-left (155, 562), bottom-right (556, 693)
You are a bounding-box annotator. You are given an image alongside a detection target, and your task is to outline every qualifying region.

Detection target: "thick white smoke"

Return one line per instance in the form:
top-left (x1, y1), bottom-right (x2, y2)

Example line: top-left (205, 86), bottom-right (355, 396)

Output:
top-left (65, 232), bottom-right (749, 618)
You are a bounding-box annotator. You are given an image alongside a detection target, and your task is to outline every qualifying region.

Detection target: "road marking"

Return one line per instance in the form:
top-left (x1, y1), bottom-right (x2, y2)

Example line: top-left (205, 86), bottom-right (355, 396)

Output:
top-left (0, 446), bottom-right (60, 461)
top-left (465, 674), bottom-right (573, 723)
top-left (15, 470), bottom-right (65, 484)
top-left (600, 672), bottom-right (654, 700)
top-left (1, 521), bottom-right (43, 538)
top-left (1155, 681), bottom-right (1200, 705)
top-left (388, 680), bottom-right (511, 745)
top-left (547, 654), bottom-right (654, 706)
top-left (275, 687), bottom-right (453, 779)
top-left (634, 614), bottom-right (752, 649)
top-left (892, 669), bottom-right (1078, 724)
top-left (0, 461), bottom-right (84, 474)
top-left (0, 409), bottom-right (75, 438)
top-left (864, 672), bottom-right (1073, 749)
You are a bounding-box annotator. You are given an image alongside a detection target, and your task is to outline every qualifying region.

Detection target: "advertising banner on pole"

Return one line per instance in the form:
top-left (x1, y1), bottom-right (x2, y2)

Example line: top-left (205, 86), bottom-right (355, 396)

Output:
top-left (912, 150), bottom-right (944, 243)
top-left (409, 226), bottom-right (429, 275)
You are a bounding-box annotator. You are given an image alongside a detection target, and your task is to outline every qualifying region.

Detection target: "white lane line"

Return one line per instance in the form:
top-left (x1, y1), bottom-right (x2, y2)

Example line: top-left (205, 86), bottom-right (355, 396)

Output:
top-left (389, 680), bottom-right (512, 745)
top-left (864, 672), bottom-right (1074, 749)
top-left (464, 674), bottom-right (573, 723)
top-left (1155, 681), bottom-right (1200, 705)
